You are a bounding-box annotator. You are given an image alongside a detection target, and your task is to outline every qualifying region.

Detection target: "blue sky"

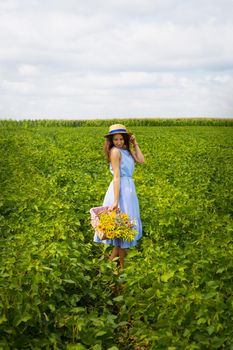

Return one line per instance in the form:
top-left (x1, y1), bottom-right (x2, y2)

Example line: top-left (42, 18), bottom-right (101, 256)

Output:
top-left (0, 0), bottom-right (233, 119)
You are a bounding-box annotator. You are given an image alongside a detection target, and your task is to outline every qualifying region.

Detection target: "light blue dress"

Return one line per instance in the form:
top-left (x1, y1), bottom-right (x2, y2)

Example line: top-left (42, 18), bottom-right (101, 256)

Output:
top-left (94, 147), bottom-right (142, 248)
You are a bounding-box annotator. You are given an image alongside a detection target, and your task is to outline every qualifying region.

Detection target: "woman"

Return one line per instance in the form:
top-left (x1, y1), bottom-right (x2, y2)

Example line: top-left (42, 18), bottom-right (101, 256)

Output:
top-left (94, 124), bottom-right (144, 269)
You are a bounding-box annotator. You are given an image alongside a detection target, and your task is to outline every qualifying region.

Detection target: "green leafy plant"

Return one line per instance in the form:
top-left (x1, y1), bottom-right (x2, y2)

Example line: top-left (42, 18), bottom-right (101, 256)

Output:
top-left (0, 121), bottom-right (232, 349)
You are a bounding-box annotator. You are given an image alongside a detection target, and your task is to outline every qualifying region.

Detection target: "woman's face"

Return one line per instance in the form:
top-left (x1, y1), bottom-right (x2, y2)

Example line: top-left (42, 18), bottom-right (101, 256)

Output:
top-left (112, 134), bottom-right (124, 149)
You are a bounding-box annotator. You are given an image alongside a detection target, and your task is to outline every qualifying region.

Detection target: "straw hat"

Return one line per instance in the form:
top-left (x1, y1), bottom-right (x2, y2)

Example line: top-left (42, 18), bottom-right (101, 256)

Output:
top-left (104, 124), bottom-right (130, 137)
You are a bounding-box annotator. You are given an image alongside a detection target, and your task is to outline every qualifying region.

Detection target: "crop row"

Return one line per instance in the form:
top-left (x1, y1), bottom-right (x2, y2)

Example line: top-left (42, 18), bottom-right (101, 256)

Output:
top-left (0, 117), bottom-right (233, 128)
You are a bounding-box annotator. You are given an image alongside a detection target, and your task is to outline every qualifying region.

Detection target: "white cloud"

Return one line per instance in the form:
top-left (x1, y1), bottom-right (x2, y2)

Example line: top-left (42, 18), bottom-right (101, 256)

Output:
top-left (2, 80), bottom-right (35, 94)
top-left (0, 0), bottom-right (233, 119)
top-left (18, 64), bottom-right (40, 77)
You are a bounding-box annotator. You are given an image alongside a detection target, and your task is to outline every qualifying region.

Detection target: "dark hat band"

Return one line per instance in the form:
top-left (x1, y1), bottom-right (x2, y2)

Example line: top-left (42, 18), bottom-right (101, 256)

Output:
top-left (109, 128), bottom-right (127, 134)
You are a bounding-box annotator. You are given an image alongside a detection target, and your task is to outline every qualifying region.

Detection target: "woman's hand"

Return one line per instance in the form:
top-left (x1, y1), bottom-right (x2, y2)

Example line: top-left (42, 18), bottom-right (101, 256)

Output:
top-left (109, 202), bottom-right (119, 211)
top-left (129, 134), bottom-right (144, 163)
top-left (129, 134), bottom-right (137, 146)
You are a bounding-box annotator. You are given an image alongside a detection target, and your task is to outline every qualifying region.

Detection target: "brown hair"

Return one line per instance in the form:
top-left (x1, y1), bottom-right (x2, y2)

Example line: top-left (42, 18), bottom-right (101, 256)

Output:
top-left (103, 133), bottom-right (133, 162)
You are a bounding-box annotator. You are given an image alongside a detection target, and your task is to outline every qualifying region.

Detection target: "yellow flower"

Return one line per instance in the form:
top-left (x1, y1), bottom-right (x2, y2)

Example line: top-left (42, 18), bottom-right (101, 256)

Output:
top-left (96, 209), bottom-right (136, 241)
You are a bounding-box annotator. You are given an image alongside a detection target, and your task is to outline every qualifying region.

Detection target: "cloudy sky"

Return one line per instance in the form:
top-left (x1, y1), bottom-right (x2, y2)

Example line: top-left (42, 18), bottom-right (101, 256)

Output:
top-left (0, 0), bottom-right (233, 119)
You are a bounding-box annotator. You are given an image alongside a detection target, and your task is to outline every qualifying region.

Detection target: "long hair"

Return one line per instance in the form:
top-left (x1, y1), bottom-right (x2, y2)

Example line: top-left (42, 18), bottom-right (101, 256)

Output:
top-left (103, 133), bottom-right (133, 162)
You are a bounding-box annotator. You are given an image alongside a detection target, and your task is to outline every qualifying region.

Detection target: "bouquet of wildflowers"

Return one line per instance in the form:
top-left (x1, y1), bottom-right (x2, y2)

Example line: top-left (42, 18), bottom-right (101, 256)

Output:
top-left (90, 206), bottom-right (136, 241)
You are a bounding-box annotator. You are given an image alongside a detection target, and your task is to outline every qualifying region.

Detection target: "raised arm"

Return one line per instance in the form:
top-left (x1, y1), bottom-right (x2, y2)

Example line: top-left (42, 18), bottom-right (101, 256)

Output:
top-left (130, 135), bottom-right (145, 163)
top-left (109, 148), bottom-right (121, 211)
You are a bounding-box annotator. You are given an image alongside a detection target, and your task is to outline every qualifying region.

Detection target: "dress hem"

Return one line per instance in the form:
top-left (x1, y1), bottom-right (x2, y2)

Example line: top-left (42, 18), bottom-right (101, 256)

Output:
top-left (93, 236), bottom-right (142, 248)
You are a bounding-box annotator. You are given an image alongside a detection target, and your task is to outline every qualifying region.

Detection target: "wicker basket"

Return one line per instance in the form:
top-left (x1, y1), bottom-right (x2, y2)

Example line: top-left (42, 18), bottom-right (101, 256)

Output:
top-left (90, 206), bottom-right (110, 240)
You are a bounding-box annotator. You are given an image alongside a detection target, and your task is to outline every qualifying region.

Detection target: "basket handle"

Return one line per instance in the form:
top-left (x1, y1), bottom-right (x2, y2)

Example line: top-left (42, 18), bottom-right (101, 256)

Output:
top-left (97, 207), bottom-right (120, 217)
top-left (97, 208), bottom-right (110, 216)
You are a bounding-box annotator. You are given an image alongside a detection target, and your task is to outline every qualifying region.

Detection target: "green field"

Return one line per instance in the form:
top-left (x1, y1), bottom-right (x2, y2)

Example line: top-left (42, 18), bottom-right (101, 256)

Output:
top-left (0, 121), bottom-right (233, 349)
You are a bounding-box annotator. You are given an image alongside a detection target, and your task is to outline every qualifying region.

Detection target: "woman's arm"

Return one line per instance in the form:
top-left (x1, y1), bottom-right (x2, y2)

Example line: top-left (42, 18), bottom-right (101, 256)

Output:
top-left (109, 148), bottom-right (121, 211)
top-left (130, 135), bottom-right (145, 163)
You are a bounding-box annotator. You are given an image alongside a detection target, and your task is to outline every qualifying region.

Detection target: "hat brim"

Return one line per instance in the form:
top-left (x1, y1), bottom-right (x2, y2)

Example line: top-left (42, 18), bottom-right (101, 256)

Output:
top-left (104, 131), bottom-right (130, 138)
